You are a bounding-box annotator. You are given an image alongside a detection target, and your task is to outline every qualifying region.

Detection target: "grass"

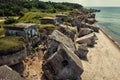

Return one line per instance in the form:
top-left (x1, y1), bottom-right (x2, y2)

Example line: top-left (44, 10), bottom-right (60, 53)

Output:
top-left (0, 36), bottom-right (25, 54)
top-left (0, 22), bottom-right (4, 36)
top-left (0, 22), bottom-right (4, 27)
top-left (0, 16), bottom-right (19, 19)
top-left (18, 11), bottom-right (70, 24)
top-left (0, 28), bottom-right (4, 36)
top-left (19, 12), bottom-right (57, 24)
top-left (38, 24), bottom-right (57, 33)
top-left (63, 22), bottom-right (72, 26)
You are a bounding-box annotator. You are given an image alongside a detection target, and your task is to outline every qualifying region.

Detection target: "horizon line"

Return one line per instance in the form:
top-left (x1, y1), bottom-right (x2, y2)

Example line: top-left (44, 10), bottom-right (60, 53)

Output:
top-left (85, 6), bottom-right (120, 7)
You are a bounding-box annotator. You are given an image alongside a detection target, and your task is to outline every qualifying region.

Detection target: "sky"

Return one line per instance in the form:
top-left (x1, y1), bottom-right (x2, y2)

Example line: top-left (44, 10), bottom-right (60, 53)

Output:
top-left (41, 0), bottom-right (120, 7)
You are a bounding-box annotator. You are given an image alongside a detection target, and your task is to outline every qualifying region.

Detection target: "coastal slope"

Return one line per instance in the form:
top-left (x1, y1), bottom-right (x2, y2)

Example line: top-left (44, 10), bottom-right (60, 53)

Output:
top-left (81, 30), bottom-right (120, 80)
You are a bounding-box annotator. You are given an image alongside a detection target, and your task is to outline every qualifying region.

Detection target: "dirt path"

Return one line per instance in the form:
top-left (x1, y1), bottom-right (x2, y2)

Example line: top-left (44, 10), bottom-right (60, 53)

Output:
top-left (20, 50), bottom-right (44, 80)
top-left (81, 30), bottom-right (120, 80)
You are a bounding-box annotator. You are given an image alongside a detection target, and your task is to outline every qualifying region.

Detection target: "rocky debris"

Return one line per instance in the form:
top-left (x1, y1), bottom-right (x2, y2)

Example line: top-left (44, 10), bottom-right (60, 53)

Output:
top-left (75, 44), bottom-right (89, 60)
top-left (44, 29), bottom-right (76, 59)
top-left (71, 18), bottom-right (82, 27)
top-left (35, 8), bottom-right (100, 80)
top-left (0, 8), bottom-right (100, 80)
top-left (43, 44), bottom-right (83, 80)
top-left (86, 23), bottom-right (99, 32)
top-left (68, 8), bottom-right (100, 33)
top-left (56, 14), bottom-right (68, 24)
top-left (85, 18), bottom-right (96, 24)
top-left (81, 22), bottom-right (99, 32)
top-left (0, 47), bottom-right (28, 66)
top-left (42, 30), bottom-right (85, 80)
top-left (18, 50), bottom-right (44, 80)
top-left (44, 40), bottom-right (59, 59)
top-left (75, 33), bottom-right (96, 47)
top-left (58, 25), bottom-right (75, 41)
top-left (49, 30), bottom-right (76, 52)
top-left (38, 45), bottom-right (46, 51)
top-left (87, 14), bottom-right (96, 18)
top-left (0, 65), bottom-right (25, 80)
top-left (79, 8), bottom-right (100, 14)
top-left (40, 17), bottom-right (56, 24)
top-left (78, 28), bottom-right (93, 37)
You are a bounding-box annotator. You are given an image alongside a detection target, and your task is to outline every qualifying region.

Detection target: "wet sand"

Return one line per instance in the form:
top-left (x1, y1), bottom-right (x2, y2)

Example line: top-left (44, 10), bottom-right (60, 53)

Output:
top-left (81, 30), bottom-right (120, 80)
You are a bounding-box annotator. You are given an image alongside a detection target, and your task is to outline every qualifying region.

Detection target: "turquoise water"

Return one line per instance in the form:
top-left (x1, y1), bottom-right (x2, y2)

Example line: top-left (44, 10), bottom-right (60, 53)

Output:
top-left (92, 7), bottom-right (120, 44)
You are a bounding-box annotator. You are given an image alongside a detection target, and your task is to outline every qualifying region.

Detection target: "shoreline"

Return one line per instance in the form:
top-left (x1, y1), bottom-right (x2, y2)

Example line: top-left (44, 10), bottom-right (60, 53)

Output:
top-left (95, 24), bottom-right (120, 50)
top-left (82, 23), bottom-right (120, 80)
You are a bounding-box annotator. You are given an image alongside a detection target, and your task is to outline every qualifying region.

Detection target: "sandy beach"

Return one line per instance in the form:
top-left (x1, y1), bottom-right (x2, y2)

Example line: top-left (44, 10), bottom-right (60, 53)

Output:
top-left (81, 30), bottom-right (120, 80)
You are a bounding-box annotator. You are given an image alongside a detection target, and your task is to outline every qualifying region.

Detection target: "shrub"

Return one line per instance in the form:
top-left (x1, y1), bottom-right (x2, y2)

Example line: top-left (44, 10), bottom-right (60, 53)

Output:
top-left (4, 18), bottom-right (18, 24)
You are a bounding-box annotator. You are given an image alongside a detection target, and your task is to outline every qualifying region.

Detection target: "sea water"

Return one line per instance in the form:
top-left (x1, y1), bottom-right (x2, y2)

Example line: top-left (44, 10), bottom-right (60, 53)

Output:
top-left (92, 7), bottom-right (120, 44)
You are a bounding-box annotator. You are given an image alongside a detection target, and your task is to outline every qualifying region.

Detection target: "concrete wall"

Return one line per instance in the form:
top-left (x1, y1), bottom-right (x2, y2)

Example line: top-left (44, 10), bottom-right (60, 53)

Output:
top-left (4, 29), bottom-right (26, 38)
top-left (56, 16), bottom-right (67, 24)
top-left (0, 48), bottom-right (28, 66)
top-left (4, 25), bottom-right (40, 47)
top-left (4, 25), bottom-right (39, 38)
top-left (41, 19), bottom-right (55, 24)
top-left (43, 44), bottom-right (83, 80)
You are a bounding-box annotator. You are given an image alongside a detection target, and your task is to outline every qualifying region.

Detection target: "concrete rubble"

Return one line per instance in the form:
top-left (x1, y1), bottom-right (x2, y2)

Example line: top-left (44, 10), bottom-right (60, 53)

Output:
top-left (43, 44), bottom-right (83, 80)
top-left (0, 65), bottom-right (25, 80)
top-left (81, 22), bottom-right (99, 32)
top-left (58, 26), bottom-right (75, 40)
top-left (78, 28), bottom-right (93, 37)
top-left (75, 33), bottom-right (96, 46)
top-left (42, 8), bottom-right (100, 80)
top-left (43, 30), bottom-right (84, 80)
top-left (85, 18), bottom-right (96, 24)
top-left (75, 44), bottom-right (89, 59)
top-left (0, 7), bottom-right (100, 80)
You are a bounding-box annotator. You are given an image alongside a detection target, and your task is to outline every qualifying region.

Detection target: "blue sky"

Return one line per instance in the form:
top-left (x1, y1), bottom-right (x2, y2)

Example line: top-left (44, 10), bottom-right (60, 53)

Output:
top-left (41, 0), bottom-right (120, 7)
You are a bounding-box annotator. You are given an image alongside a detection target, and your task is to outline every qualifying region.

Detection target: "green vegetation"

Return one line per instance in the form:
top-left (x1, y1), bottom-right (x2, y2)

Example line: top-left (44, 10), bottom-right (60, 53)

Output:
top-left (19, 12), bottom-right (57, 23)
top-left (0, 0), bottom-right (83, 54)
top-left (63, 22), bottom-right (72, 26)
top-left (0, 22), bottom-right (4, 36)
top-left (38, 24), bottom-right (57, 32)
top-left (0, 36), bottom-right (25, 54)
top-left (0, 28), bottom-right (4, 36)
top-left (4, 18), bottom-right (18, 24)
top-left (0, 0), bottom-right (82, 17)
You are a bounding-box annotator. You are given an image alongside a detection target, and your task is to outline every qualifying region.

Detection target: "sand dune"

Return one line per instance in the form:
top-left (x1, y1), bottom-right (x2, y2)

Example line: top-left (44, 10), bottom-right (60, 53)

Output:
top-left (81, 30), bottom-right (120, 80)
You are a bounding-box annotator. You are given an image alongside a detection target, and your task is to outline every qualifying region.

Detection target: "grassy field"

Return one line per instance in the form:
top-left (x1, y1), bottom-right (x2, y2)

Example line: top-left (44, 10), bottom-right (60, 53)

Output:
top-left (0, 11), bottom-right (70, 54)
top-left (19, 12), bottom-right (57, 24)
top-left (0, 36), bottom-right (25, 54)
top-left (18, 11), bottom-right (70, 24)
top-left (38, 24), bottom-right (57, 32)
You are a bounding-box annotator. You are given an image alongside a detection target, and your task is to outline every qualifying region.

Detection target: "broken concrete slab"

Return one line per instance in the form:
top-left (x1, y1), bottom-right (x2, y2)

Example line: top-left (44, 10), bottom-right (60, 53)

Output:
top-left (44, 40), bottom-right (59, 59)
top-left (81, 22), bottom-right (99, 32)
top-left (41, 17), bottom-right (56, 24)
top-left (49, 30), bottom-right (76, 52)
top-left (75, 44), bottom-right (89, 60)
top-left (0, 65), bottom-right (25, 80)
top-left (78, 28), bottom-right (93, 37)
top-left (58, 26), bottom-right (75, 41)
top-left (75, 33), bottom-right (96, 46)
top-left (87, 14), bottom-right (96, 18)
top-left (85, 18), bottom-right (96, 24)
top-left (43, 44), bottom-right (83, 80)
